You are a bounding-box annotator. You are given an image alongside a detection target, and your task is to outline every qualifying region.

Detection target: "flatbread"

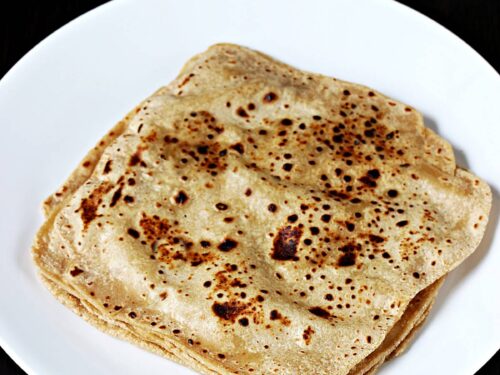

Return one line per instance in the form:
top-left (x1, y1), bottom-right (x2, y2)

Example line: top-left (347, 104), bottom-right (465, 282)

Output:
top-left (350, 277), bottom-right (443, 375)
top-left (32, 44), bottom-right (491, 375)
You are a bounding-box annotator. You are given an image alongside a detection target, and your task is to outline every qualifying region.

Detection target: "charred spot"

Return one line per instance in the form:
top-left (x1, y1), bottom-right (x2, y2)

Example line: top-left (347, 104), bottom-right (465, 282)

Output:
top-left (163, 135), bottom-right (179, 144)
top-left (359, 176), bottom-right (377, 188)
top-left (333, 134), bottom-right (343, 143)
top-left (230, 143), bottom-right (245, 154)
top-left (109, 186), bottom-right (123, 207)
top-left (320, 214), bottom-right (331, 223)
top-left (287, 214), bottom-right (298, 223)
top-left (343, 89), bottom-right (351, 96)
top-left (212, 301), bottom-right (246, 321)
top-left (337, 252), bottom-right (356, 267)
top-left (270, 310), bottom-right (282, 320)
top-left (174, 191), bottom-right (189, 205)
top-left (197, 145), bottom-right (209, 154)
top-left (127, 228), bottom-right (140, 239)
top-left (263, 92), bottom-right (278, 103)
top-left (303, 326), bottom-right (315, 345)
top-left (280, 118), bottom-right (293, 126)
top-left (310, 227), bottom-right (320, 235)
top-left (230, 279), bottom-right (247, 288)
top-left (364, 129), bottom-right (376, 138)
top-left (215, 203), bottom-right (229, 210)
top-left (237, 107), bottom-right (248, 117)
top-left (396, 220), bottom-right (409, 227)
top-left (339, 243), bottom-right (359, 253)
top-left (283, 163), bottom-right (294, 171)
top-left (200, 240), bottom-right (211, 248)
top-left (238, 317), bottom-right (249, 327)
top-left (345, 222), bottom-right (355, 232)
top-left (367, 169), bottom-right (380, 179)
top-left (369, 234), bottom-right (385, 244)
top-left (128, 178), bottom-right (136, 186)
top-left (103, 160), bottom-right (112, 174)
top-left (268, 203), bottom-right (278, 212)
top-left (272, 226), bottom-right (302, 261)
top-left (204, 281), bottom-right (212, 288)
top-left (124, 195), bottom-right (134, 203)
top-left (245, 188), bottom-right (252, 196)
top-left (329, 190), bottom-right (350, 200)
top-left (70, 267), bottom-right (84, 277)
top-left (388, 189), bottom-right (398, 198)
top-left (218, 238), bottom-right (238, 252)
top-left (413, 272), bottom-right (420, 279)
top-left (129, 151), bottom-right (143, 167)
top-left (308, 307), bottom-right (330, 319)
top-left (128, 312), bottom-right (137, 319)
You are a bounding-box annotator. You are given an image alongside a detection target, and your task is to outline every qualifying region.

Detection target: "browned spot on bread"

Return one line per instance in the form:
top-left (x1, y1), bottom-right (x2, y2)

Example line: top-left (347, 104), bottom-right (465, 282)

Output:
top-left (230, 143), bottom-right (245, 154)
top-left (263, 92), bottom-right (278, 103)
top-left (127, 228), bottom-right (140, 239)
top-left (270, 310), bottom-right (291, 326)
top-left (174, 191), bottom-right (189, 205)
top-left (139, 213), bottom-right (170, 241)
top-left (109, 186), bottom-right (123, 207)
top-left (338, 252), bottom-right (356, 267)
top-left (103, 160), bottom-right (112, 174)
top-left (272, 226), bottom-right (302, 261)
top-left (76, 182), bottom-right (112, 229)
top-left (212, 301), bottom-right (247, 322)
top-left (303, 326), bottom-right (315, 345)
top-left (218, 238), bottom-right (238, 252)
top-left (69, 267), bottom-right (84, 277)
top-left (308, 307), bottom-right (330, 319)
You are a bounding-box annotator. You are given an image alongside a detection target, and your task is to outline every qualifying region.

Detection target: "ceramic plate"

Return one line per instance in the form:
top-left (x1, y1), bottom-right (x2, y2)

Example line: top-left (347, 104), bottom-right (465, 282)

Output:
top-left (0, 0), bottom-right (498, 374)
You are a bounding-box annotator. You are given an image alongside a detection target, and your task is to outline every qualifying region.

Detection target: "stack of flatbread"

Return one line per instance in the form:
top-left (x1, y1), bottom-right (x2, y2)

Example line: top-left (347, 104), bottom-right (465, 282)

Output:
top-left (33, 44), bottom-right (491, 374)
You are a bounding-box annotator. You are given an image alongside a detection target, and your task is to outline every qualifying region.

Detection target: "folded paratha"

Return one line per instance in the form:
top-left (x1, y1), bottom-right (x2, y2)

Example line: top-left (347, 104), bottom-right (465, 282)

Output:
top-left (33, 44), bottom-right (491, 375)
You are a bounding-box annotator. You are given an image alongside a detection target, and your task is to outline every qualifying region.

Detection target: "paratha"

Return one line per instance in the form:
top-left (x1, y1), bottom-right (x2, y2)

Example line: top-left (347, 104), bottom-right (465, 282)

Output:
top-left (33, 44), bottom-right (491, 375)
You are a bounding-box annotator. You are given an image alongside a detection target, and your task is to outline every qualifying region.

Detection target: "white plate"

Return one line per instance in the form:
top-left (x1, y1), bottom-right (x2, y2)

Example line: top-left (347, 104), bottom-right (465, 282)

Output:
top-left (0, 0), bottom-right (498, 374)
